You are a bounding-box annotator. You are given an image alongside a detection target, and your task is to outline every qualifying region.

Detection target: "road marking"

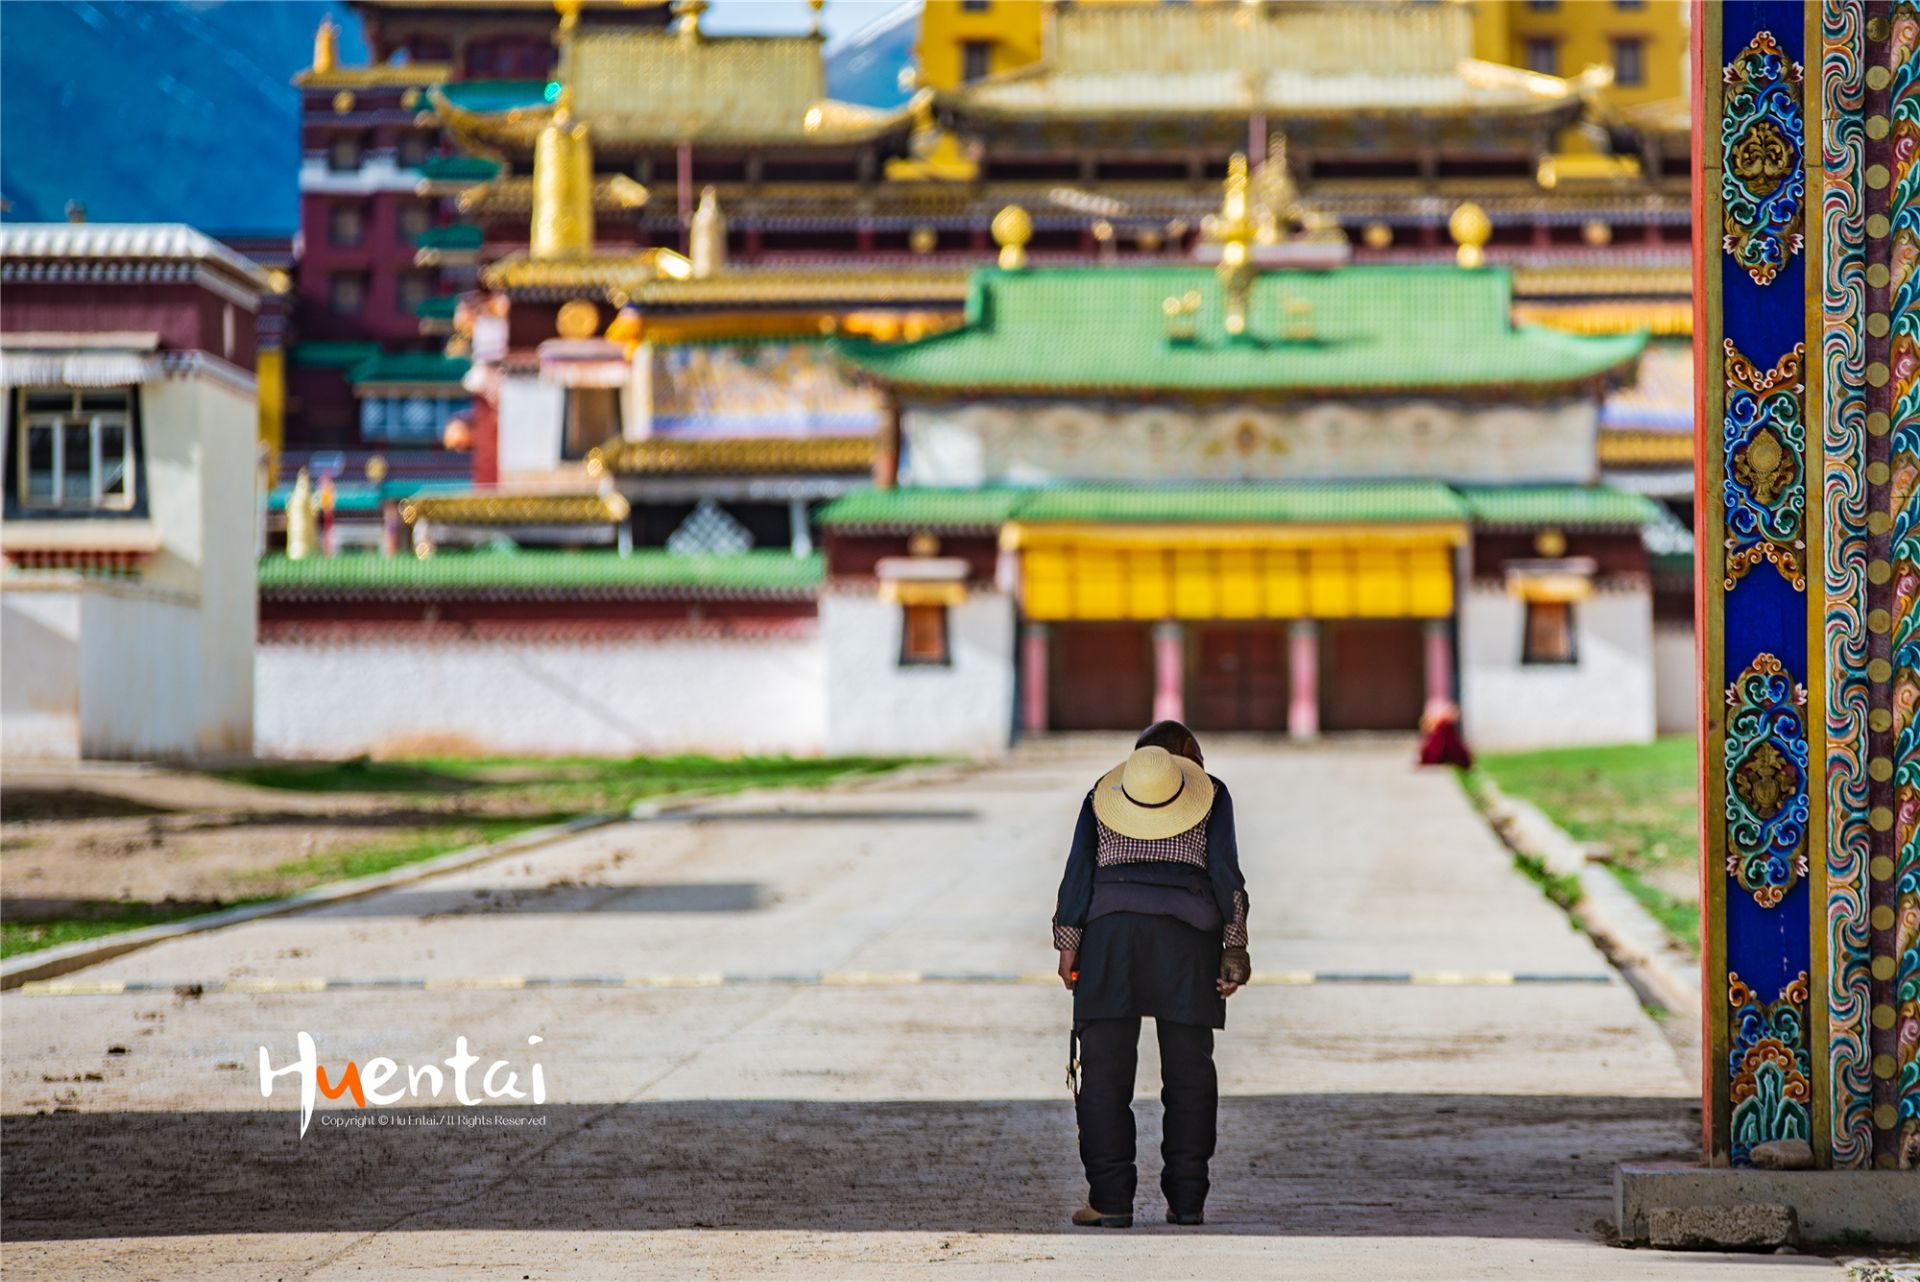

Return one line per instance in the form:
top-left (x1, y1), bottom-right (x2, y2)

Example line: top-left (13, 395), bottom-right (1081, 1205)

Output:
top-left (11, 970), bottom-right (1615, 996)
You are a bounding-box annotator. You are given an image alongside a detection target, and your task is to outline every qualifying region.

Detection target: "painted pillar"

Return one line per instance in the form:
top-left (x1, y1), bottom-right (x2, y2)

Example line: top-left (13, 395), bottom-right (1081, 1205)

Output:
top-left (1021, 623), bottom-right (1050, 737)
top-left (1152, 620), bottom-right (1185, 725)
top-left (1697, 0), bottom-right (1917, 1171)
top-left (1288, 619), bottom-right (1319, 740)
top-left (1422, 618), bottom-right (1455, 718)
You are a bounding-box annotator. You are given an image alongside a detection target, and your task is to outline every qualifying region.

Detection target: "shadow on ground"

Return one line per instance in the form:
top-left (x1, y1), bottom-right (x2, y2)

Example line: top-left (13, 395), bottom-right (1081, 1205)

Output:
top-left (0, 1094), bottom-right (1719, 1243)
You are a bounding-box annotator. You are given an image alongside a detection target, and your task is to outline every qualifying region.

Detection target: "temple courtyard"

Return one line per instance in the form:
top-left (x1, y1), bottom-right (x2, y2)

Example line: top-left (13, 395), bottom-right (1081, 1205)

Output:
top-left (0, 740), bottom-right (1846, 1280)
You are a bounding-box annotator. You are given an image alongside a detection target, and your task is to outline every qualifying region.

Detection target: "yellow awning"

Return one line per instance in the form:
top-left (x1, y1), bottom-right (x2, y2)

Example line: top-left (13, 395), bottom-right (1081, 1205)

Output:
top-left (1012, 523), bottom-right (1461, 621)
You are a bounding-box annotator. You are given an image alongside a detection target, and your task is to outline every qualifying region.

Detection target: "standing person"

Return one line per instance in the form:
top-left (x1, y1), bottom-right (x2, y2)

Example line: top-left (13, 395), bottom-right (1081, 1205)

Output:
top-left (1051, 720), bottom-right (1251, 1229)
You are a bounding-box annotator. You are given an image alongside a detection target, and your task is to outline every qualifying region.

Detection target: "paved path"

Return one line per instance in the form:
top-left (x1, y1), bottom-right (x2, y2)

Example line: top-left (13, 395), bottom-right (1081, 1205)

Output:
top-left (1, 740), bottom-right (1834, 1280)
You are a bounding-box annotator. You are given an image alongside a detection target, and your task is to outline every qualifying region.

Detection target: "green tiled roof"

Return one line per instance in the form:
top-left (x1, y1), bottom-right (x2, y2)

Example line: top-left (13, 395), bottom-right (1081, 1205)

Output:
top-left (289, 341), bottom-right (381, 370)
top-left (436, 80), bottom-right (554, 115)
top-left (415, 295), bottom-right (462, 322)
top-left (821, 483), bottom-right (1662, 531)
top-left (414, 223), bottom-right (484, 252)
top-left (1013, 482), bottom-right (1466, 524)
top-left (834, 266), bottom-right (1645, 396)
top-left (1459, 486), bottom-right (1665, 529)
top-left (816, 488), bottom-right (1025, 531)
top-left (417, 154), bottom-right (503, 183)
top-left (258, 550), bottom-right (823, 598)
top-left (347, 352), bottom-right (472, 387)
top-left (821, 482), bottom-right (1468, 529)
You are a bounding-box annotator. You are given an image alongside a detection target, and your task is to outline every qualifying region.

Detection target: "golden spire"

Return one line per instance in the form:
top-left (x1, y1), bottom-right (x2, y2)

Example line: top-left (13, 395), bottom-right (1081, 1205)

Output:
top-left (690, 186), bottom-right (727, 279)
top-left (313, 16), bottom-right (338, 75)
top-left (1211, 153), bottom-right (1256, 338)
top-left (808, 0), bottom-right (825, 38)
top-left (674, 0), bottom-right (708, 41)
top-left (991, 205), bottom-right (1032, 271)
top-left (1449, 201), bottom-right (1492, 269)
top-left (287, 468), bottom-right (318, 561)
top-left (531, 89), bottom-right (594, 259)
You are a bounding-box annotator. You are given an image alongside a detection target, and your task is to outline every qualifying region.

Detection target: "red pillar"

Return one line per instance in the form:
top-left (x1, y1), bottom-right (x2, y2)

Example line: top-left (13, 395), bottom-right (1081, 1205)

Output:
top-left (1288, 619), bottom-right (1319, 740)
top-left (677, 142), bottom-right (694, 252)
top-left (1021, 623), bottom-right (1050, 736)
top-left (1423, 617), bottom-right (1455, 718)
top-left (1152, 621), bottom-right (1185, 724)
top-left (469, 395), bottom-right (499, 487)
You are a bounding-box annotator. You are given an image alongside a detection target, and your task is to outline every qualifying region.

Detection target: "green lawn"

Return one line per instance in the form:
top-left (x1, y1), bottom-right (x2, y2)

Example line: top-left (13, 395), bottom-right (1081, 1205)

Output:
top-left (3, 755), bottom-right (921, 961)
top-left (1473, 735), bottom-right (1700, 951)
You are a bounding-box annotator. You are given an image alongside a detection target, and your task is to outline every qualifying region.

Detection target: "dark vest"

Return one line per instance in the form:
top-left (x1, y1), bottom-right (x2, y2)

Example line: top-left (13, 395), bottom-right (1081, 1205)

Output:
top-left (1088, 859), bottom-right (1223, 933)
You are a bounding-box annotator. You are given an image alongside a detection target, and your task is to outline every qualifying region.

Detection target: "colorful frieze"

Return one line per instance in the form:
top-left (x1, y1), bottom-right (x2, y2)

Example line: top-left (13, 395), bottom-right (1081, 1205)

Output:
top-left (1728, 970), bottom-right (1814, 1163)
top-left (1726, 654), bottom-right (1812, 908)
top-left (1722, 30), bottom-right (1807, 286)
top-left (1723, 341), bottom-right (1809, 589)
top-left (1818, 0), bottom-right (1875, 1170)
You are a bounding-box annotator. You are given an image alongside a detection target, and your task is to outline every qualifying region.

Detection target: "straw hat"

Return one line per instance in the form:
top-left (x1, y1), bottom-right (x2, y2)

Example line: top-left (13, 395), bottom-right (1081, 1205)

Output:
top-left (1091, 746), bottom-right (1215, 841)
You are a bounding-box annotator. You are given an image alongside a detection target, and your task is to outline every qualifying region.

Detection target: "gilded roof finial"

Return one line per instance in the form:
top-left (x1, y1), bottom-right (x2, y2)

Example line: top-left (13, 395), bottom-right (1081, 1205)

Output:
top-left (554, 0), bottom-right (582, 37)
top-left (992, 205), bottom-right (1032, 271)
top-left (1449, 201), bottom-right (1492, 270)
top-left (808, 0), bottom-right (825, 39)
top-left (313, 15), bottom-right (338, 75)
top-left (532, 91), bottom-right (594, 260)
top-left (691, 186), bottom-right (728, 279)
top-left (674, 0), bottom-right (708, 40)
top-left (286, 468), bottom-right (318, 562)
top-left (1210, 153), bottom-right (1256, 338)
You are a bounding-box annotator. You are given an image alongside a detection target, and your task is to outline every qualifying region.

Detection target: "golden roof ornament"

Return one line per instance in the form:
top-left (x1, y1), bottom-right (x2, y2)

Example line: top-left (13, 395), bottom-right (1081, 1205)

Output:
top-left (531, 87), bottom-right (595, 260)
top-left (1210, 153), bottom-right (1257, 338)
top-left (312, 16), bottom-right (338, 75)
top-left (690, 186), bottom-right (727, 279)
top-left (1449, 201), bottom-right (1492, 269)
top-left (1248, 133), bottom-right (1338, 245)
top-left (992, 205), bottom-right (1032, 271)
top-left (286, 468), bottom-right (318, 562)
top-left (674, 0), bottom-right (708, 41)
top-left (808, 0), bottom-right (825, 39)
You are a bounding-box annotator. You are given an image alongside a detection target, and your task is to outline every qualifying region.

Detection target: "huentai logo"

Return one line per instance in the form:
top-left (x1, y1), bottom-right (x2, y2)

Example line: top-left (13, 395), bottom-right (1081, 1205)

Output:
top-left (259, 1031), bottom-right (548, 1137)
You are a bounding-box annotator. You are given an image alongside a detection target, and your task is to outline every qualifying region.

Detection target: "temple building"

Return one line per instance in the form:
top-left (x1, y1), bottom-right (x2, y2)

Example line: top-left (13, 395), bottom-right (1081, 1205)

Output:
top-left (0, 224), bottom-right (271, 759)
top-left (814, 169), bottom-right (1662, 754)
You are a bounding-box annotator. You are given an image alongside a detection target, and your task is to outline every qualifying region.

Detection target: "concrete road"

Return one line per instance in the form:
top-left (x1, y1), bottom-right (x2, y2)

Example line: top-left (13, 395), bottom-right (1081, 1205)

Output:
top-left (1, 739), bottom-right (1835, 1280)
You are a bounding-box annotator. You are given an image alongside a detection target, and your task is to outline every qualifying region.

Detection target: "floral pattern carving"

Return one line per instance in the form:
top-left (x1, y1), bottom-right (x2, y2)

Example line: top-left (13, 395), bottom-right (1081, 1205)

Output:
top-left (1726, 654), bottom-right (1811, 908)
top-left (1724, 340), bottom-right (1808, 590)
top-left (1729, 971), bottom-right (1812, 1165)
top-left (1722, 31), bottom-right (1806, 285)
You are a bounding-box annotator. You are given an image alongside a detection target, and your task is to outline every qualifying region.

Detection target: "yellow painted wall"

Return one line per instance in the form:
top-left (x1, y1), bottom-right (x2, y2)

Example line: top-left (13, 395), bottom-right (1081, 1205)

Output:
top-left (1467, 0), bottom-right (1688, 115)
top-left (915, 0), bottom-right (1047, 91)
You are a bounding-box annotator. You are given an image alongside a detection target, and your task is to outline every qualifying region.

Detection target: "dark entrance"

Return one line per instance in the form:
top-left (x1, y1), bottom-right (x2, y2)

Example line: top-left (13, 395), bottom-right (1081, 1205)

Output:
top-left (1049, 622), bottom-right (1153, 731)
top-left (1320, 620), bottom-right (1425, 731)
top-left (1188, 624), bottom-right (1289, 732)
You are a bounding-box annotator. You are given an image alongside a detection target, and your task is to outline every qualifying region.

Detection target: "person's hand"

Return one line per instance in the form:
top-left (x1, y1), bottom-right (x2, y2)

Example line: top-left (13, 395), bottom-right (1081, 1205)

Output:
top-left (1057, 949), bottom-right (1077, 991)
top-left (1218, 945), bottom-right (1250, 998)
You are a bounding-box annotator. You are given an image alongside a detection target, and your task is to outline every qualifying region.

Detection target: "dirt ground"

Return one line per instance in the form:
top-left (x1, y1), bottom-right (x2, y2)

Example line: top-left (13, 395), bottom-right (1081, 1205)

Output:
top-left (0, 761), bottom-right (532, 915)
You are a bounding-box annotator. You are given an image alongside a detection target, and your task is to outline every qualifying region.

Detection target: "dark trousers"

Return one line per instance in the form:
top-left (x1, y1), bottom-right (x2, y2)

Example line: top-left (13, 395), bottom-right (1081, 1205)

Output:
top-left (1075, 1017), bottom-right (1217, 1215)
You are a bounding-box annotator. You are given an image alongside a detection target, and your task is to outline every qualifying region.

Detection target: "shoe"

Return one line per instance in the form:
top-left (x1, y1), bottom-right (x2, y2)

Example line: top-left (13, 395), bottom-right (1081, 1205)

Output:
top-left (1071, 1205), bottom-right (1133, 1229)
top-left (1166, 1208), bottom-right (1205, 1226)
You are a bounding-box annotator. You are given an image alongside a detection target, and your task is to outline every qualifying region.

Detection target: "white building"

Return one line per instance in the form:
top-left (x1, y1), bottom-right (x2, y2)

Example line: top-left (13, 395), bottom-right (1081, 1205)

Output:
top-left (1, 224), bottom-right (271, 760)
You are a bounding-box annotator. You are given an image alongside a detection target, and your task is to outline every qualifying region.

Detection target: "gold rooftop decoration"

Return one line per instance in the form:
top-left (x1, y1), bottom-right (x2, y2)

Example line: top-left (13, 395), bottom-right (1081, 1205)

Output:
top-left (399, 492), bottom-right (631, 527)
top-left (587, 435), bottom-right (875, 477)
top-left (312, 16), bottom-right (337, 75)
top-left (1449, 201), bottom-right (1492, 269)
top-left (532, 89), bottom-right (594, 260)
top-left (992, 205), bottom-right (1032, 271)
top-left (1209, 154), bottom-right (1257, 338)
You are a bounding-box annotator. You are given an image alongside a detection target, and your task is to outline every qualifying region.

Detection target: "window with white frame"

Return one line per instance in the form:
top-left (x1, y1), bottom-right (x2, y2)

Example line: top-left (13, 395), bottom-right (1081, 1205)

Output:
top-left (14, 388), bottom-right (139, 512)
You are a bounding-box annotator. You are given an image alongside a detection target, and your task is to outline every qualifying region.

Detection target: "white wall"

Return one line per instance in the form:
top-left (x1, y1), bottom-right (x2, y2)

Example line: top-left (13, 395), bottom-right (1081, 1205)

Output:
top-left (2, 588), bottom-right (81, 759)
top-left (498, 376), bottom-right (565, 478)
top-left (189, 375), bottom-right (258, 755)
top-left (822, 590), bottom-right (1015, 757)
top-left (1653, 619), bottom-right (1697, 735)
top-left (1458, 583), bottom-right (1657, 752)
top-left (903, 398), bottom-right (1599, 487)
top-left (256, 630), bottom-right (827, 758)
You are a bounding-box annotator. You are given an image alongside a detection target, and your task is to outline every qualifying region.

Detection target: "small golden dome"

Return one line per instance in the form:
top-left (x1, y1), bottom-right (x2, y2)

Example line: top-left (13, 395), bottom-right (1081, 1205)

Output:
top-left (992, 205), bottom-right (1032, 271)
top-left (1448, 202), bottom-right (1491, 269)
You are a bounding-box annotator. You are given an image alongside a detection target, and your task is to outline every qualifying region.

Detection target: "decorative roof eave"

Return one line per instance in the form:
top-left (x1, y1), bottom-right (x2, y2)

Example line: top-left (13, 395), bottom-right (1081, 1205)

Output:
top-left (1598, 429), bottom-right (1694, 467)
top-left (848, 370), bottom-right (1642, 403)
top-left (1515, 301), bottom-right (1692, 337)
top-left (478, 248), bottom-right (693, 297)
top-left (429, 87), bottom-right (918, 151)
top-left (588, 435), bottom-right (874, 477)
top-left (398, 493), bottom-right (631, 526)
top-left (635, 272), bottom-right (974, 310)
top-left (295, 63), bottom-right (450, 89)
top-left (1510, 264), bottom-right (1693, 298)
top-left (941, 94), bottom-right (1586, 127)
top-left (259, 581), bottom-right (820, 605)
top-left (457, 174), bottom-right (649, 215)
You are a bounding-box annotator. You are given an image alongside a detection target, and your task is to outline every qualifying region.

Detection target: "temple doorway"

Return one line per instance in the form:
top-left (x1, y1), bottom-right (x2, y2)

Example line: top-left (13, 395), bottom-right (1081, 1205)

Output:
top-left (1320, 619), bottom-right (1425, 731)
top-left (1048, 622), bottom-right (1154, 730)
top-left (1188, 623), bottom-right (1289, 732)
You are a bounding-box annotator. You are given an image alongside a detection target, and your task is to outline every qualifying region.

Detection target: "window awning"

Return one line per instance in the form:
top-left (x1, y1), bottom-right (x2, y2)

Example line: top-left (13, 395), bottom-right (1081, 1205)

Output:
top-left (0, 350), bottom-right (162, 388)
